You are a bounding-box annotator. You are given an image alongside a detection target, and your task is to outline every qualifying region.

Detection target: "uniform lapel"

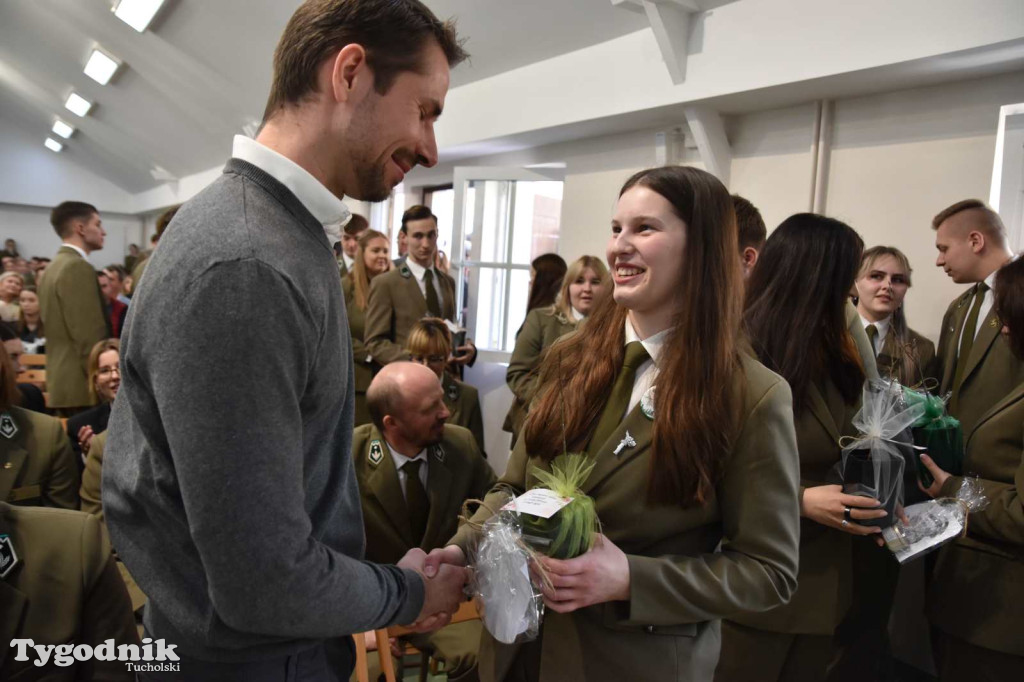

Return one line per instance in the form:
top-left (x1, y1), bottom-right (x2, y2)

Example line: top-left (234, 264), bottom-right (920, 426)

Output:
top-left (581, 404), bottom-right (653, 495)
top-left (967, 381), bottom-right (1024, 448)
top-left (364, 430), bottom-right (417, 546)
top-left (807, 383), bottom-right (842, 445)
top-left (422, 443), bottom-right (455, 550)
top-left (0, 442), bottom-right (29, 503)
top-left (942, 291), bottom-right (972, 391)
top-left (959, 308), bottom-right (1000, 389)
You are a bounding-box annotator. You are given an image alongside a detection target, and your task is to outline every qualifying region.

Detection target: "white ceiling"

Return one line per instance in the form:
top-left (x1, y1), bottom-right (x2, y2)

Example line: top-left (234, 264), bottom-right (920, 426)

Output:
top-left (0, 0), bottom-right (650, 194)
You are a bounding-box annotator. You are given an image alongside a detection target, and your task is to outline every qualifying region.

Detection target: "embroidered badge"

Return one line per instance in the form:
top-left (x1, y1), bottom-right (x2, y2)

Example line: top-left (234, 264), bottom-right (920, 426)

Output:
top-left (446, 382), bottom-right (459, 402)
top-left (990, 317), bottom-right (1000, 328)
top-left (613, 431), bottom-right (636, 457)
top-left (432, 444), bottom-right (446, 463)
top-left (368, 440), bottom-right (384, 467)
top-left (640, 386), bottom-right (656, 420)
top-left (0, 535), bottom-right (18, 580)
top-left (400, 265), bottom-right (412, 279)
top-left (0, 413), bottom-right (17, 439)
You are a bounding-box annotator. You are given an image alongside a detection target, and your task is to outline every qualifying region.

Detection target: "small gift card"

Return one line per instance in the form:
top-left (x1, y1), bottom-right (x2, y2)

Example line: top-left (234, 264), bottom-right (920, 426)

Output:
top-left (503, 488), bottom-right (574, 519)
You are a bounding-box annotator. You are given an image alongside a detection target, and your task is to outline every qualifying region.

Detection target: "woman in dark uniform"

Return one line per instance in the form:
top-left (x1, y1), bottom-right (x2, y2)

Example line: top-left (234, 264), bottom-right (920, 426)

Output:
top-left (342, 229), bottom-right (391, 425)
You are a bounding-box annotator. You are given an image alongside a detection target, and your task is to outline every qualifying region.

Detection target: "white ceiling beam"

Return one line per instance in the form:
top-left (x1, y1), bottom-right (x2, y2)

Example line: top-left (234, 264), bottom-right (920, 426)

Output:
top-left (684, 106), bottom-right (731, 186)
top-left (610, 0), bottom-right (646, 13)
top-left (642, 0), bottom-right (694, 85)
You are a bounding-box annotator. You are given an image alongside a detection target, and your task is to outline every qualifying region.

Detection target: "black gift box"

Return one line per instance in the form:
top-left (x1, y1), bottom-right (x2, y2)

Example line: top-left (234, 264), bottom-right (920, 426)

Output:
top-left (841, 447), bottom-right (903, 527)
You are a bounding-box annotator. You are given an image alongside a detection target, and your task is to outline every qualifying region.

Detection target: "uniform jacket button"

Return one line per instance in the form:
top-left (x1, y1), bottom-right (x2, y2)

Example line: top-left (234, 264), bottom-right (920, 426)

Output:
top-left (645, 625), bottom-right (654, 634)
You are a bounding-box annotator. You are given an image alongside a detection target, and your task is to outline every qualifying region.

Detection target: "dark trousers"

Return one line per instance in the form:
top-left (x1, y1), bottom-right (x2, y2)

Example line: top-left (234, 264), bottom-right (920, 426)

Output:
top-left (136, 639), bottom-right (353, 682)
top-left (934, 631), bottom-right (1024, 682)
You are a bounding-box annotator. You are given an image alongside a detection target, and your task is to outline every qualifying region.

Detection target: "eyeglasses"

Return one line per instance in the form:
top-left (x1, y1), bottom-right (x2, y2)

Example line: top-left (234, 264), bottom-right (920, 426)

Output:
top-left (97, 366), bottom-right (120, 377)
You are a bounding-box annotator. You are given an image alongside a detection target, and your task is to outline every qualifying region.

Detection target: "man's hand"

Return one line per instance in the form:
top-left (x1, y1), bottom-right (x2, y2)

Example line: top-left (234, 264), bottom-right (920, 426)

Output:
top-left (449, 341), bottom-right (477, 367)
top-left (423, 545), bottom-right (466, 577)
top-left (397, 548), bottom-right (468, 633)
top-left (77, 425), bottom-right (95, 455)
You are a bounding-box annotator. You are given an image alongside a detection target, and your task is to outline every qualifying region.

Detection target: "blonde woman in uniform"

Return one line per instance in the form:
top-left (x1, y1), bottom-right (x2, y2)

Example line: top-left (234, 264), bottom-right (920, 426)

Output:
top-left (342, 229), bottom-right (390, 425)
top-left (503, 256), bottom-right (608, 444)
top-left (428, 166), bottom-right (802, 681)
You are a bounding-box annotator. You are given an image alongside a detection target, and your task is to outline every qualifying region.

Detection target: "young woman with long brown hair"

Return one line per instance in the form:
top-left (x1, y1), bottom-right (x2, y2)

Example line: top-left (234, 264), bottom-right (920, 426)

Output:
top-left (342, 228), bottom-right (390, 424)
top-left (718, 214), bottom-right (886, 682)
top-left (433, 166), bottom-right (801, 681)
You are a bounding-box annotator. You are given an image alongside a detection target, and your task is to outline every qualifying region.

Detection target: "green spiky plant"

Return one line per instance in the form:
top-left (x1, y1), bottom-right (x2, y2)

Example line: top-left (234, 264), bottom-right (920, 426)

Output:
top-left (521, 454), bottom-right (599, 559)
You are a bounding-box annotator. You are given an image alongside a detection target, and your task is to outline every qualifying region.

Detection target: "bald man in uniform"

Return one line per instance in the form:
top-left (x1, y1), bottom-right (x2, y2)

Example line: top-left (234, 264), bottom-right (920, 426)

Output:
top-left (352, 363), bottom-right (495, 681)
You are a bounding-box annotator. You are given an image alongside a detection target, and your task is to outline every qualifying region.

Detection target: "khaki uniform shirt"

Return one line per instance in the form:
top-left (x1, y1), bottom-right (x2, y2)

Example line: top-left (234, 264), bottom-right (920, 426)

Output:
top-left (0, 406), bottom-right (78, 510)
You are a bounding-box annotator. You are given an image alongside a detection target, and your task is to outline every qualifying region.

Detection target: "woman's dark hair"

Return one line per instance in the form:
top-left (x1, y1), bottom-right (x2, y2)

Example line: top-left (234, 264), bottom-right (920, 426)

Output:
top-left (16, 286), bottom-right (43, 338)
top-left (525, 166), bottom-right (743, 507)
top-left (526, 253), bottom-right (567, 314)
top-left (995, 257), bottom-right (1024, 359)
top-left (744, 213), bottom-right (865, 411)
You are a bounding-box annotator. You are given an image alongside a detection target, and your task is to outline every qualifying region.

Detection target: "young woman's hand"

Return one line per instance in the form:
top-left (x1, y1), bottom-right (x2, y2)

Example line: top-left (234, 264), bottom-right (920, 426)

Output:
top-left (536, 534), bottom-right (630, 613)
top-left (800, 484), bottom-right (886, 535)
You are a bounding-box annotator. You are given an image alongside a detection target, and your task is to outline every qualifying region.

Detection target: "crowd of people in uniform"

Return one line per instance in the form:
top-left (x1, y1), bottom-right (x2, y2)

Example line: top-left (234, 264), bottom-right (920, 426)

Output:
top-left (2, 1), bottom-right (1022, 681)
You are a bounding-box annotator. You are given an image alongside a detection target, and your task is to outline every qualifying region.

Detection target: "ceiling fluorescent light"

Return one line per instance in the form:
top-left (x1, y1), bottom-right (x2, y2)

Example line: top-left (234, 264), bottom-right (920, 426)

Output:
top-left (65, 92), bottom-right (93, 117)
top-left (84, 48), bottom-right (121, 85)
top-left (44, 138), bottom-right (64, 153)
top-left (113, 0), bottom-right (167, 33)
top-left (52, 120), bottom-right (75, 139)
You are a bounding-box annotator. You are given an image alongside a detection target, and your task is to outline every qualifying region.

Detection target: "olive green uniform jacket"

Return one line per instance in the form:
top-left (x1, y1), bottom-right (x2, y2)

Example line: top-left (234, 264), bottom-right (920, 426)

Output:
top-left (342, 275), bottom-right (373, 426)
top-left (934, 284), bottom-right (1024, 438)
top-left (0, 503), bottom-right (139, 681)
top-left (38, 246), bottom-right (109, 408)
top-left (876, 326), bottom-right (936, 388)
top-left (927, 379), bottom-right (1024, 657)
top-left (503, 306), bottom-right (578, 439)
top-left (364, 263), bottom-right (456, 366)
top-left (450, 354), bottom-right (801, 682)
top-left (352, 423), bottom-right (495, 563)
top-left (443, 374), bottom-right (486, 455)
top-left (0, 406), bottom-right (79, 510)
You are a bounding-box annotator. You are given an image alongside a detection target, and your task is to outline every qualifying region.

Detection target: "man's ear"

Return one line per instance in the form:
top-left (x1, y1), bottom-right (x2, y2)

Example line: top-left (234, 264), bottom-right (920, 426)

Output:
top-left (382, 414), bottom-right (396, 431)
top-left (742, 247), bottom-right (759, 275)
top-left (330, 44), bottom-right (370, 104)
top-left (967, 230), bottom-right (986, 254)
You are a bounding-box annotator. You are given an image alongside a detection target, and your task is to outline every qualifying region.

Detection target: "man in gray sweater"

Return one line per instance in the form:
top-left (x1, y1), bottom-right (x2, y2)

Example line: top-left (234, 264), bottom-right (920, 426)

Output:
top-left (103, 2), bottom-right (469, 680)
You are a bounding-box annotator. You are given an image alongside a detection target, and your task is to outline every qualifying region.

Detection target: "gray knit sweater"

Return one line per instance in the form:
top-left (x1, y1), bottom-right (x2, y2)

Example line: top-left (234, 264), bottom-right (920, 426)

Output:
top-left (103, 159), bottom-right (424, 661)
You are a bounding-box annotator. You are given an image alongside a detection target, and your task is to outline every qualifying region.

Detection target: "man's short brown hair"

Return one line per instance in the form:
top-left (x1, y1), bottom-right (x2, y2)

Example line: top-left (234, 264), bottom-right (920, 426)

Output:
top-left (156, 205), bottom-right (181, 239)
top-left (263, 0), bottom-right (468, 123)
top-left (732, 194), bottom-right (766, 251)
top-left (344, 213), bottom-right (369, 237)
top-left (932, 198), bottom-right (1007, 240)
top-left (400, 204), bottom-right (436, 234)
top-left (50, 201), bottom-right (97, 239)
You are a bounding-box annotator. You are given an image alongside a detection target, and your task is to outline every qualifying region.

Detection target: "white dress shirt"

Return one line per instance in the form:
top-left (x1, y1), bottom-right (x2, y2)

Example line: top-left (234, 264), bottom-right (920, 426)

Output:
top-left (958, 269), bottom-right (999, 352)
top-left (231, 135), bottom-right (350, 245)
top-left (859, 314), bottom-right (891, 356)
top-left (386, 441), bottom-right (429, 500)
top-left (404, 257), bottom-right (445, 308)
top-left (342, 253), bottom-right (355, 271)
top-left (570, 306), bottom-right (584, 322)
top-left (62, 242), bottom-right (89, 260)
top-left (624, 318), bottom-right (672, 415)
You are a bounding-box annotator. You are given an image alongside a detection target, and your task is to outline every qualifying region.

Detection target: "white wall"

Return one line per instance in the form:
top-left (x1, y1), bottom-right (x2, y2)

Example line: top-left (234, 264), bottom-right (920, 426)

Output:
top-left (0, 202), bottom-right (142, 268)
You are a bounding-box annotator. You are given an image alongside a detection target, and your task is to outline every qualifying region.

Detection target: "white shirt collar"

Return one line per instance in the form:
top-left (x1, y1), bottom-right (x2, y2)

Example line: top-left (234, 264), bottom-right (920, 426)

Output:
top-left (623, 318), bottom-right (671, 366)
top-left (62, 242), bottom-right (88, 260)
top-left (231, 135), bottom-right (350, 244)
top-left (859, 313), bottom-right (891, 341)
top-left (984, 268), bottom-right (998, 292)
top-left (405, 256), bottom-right (435, 282)
top-left (386, 441), bottom-right (427, 469)
top-left (342, 253), bottom-right (355, 270)
top-left (570, 306), bottom-right (584, 322)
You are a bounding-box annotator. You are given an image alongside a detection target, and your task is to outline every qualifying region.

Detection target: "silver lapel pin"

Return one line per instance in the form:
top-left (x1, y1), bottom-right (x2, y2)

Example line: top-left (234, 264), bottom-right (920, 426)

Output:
top-left (613, 431), bottom-right (636, 457)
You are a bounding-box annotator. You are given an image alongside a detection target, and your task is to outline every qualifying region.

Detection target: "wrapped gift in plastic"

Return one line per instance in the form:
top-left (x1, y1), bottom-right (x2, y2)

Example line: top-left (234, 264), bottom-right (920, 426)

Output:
top-left (902, 386), bottom-right (964, 487)
top-left (840, 381), bottom-right (926, 528)
top-left (517, 454), bottom-right (599, 560)
top-left (883, 477), bottom-right (990, 563)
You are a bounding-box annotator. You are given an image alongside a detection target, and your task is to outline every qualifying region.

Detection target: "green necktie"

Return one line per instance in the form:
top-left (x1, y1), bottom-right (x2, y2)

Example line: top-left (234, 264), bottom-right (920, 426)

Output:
top-left (951, 282), bottom-right (989, 407)
top-left (402, 459), bottom-right (430, 543)
top-left (587, 341), bottom-right (650, 454)
top-left (423, 268), bottom-right (442, 318)
top-left (865, 324), bottom-right (879, 357)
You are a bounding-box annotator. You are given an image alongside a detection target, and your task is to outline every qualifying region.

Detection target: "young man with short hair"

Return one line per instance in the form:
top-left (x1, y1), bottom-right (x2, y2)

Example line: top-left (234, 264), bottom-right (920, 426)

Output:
top-left (103, 2), bottom-right (470, 680)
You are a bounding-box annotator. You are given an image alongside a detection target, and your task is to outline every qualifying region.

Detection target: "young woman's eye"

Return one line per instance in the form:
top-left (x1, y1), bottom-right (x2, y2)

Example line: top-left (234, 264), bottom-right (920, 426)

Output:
top-left (611, 225), bottom-right (622, 234)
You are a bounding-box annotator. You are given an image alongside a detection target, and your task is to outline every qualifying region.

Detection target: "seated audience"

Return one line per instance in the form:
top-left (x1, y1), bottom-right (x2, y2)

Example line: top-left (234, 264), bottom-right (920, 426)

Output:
top-left (919, 255), bottom-right (1024, 680)
top-left (103, 264), bottom-right (132, 306)
top-left (1, 238), bottom-right (19, 259)
top-left (0, 322), bottom-right (47, 414)
top-left (0, 501), bottom-right (139, 681)
top-left (0, 342), bottom-right (78, 509)
top-left (504, 255), bottom-right (607, 444)
top-left (342, 229), bottom-right (391, 425)
top-left (854, 245), bottom-right (935, 385)
top-left (16, 286), bottom-right (44, 354)
top-left (67, 339), bottom-right (120, 464)
top-left (406, 318), bottom-right (485, 454)
top-left (720, 213), bottom-right (884, 682)
top-left (98, 270), bottom-right (128, 337)
top-left (0, 271), bottom-right (24, 322)
top-left (352, 362), bottom-right (495, 682)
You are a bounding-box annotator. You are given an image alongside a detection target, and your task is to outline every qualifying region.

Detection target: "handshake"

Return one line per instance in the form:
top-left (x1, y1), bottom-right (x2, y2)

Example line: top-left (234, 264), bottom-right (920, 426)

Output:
top-left (398, 545), bottom-right (469, 633)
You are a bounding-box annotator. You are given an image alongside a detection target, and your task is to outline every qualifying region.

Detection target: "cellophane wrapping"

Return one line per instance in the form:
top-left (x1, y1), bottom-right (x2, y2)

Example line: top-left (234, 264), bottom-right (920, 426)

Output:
top-left (884, 477), bottom-right (991, 563)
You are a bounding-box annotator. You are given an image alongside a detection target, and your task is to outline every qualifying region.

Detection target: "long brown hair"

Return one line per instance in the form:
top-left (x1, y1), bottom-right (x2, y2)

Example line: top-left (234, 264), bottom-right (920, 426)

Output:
top-left (856, 246), bottom-right (919, 383)
top-left (524, 166), bottom-right (744, 507)
top-left (995, 256), bottom-right (1024, 359)
top-left (526, 254), bottom-right (567, 314)
top-left (349, 229), bottom-right (390, 310)
top-left (744, 213), bottom-right (865, 411)
top-left (16, 286), bottom-right (43, 338)
top-left (554, 256), bottom-right (609, 320)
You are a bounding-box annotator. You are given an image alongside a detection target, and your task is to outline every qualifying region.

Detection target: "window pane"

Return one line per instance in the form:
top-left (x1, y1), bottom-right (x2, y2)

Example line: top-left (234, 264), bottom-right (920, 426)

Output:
top-left (504, 268), bottom-right (532, 351)
top-left (427, 188), bottom-right (455, 261)
top-left (510, 181), bottom-right (563, 265)
top-left (464, 266), bottom-right (507, 352)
